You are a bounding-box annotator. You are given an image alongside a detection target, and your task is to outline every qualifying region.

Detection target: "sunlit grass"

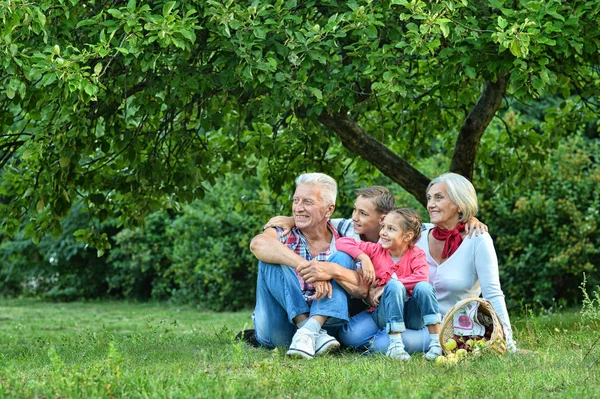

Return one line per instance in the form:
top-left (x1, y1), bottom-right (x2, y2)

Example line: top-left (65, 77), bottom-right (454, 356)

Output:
top-left (0, 298), bottom-right (598, 398)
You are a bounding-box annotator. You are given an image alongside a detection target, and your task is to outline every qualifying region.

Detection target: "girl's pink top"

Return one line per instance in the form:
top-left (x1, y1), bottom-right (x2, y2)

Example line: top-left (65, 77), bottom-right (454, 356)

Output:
top-left (335, 237), bottom-right (428, 292)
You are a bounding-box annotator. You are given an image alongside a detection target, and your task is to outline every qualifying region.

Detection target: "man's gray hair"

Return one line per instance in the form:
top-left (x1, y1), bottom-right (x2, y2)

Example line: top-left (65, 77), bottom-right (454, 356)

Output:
top-left (295, 172), bottom-right (337, 206)
top-left (427, 172), bottom-right (478, 222)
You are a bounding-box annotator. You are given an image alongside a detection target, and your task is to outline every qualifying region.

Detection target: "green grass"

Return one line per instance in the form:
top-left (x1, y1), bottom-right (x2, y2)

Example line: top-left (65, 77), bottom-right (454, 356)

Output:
top-left (0, 298), bottom-right (599, 398)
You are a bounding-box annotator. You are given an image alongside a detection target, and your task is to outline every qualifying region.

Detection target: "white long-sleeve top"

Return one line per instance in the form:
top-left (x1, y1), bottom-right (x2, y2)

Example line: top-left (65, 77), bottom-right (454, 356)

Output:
top-left (416, 223), bottom-right (516, 349)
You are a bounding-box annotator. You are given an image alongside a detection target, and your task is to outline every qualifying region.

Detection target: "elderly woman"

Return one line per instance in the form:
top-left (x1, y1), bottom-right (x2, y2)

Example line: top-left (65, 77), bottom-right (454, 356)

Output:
top-left (338, 172), bottom-right (518, 355)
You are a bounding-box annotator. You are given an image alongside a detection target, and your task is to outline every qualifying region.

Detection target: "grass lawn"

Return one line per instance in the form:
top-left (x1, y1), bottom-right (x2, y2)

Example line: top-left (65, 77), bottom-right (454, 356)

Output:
top-left (0, 298), bottom-right (599, 398)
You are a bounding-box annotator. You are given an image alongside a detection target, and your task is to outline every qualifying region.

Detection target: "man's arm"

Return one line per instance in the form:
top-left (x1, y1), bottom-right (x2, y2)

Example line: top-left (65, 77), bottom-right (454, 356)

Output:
top-left (297, 261), bottom-right (369, 299)
top-left (249, 228), bottom-right (307, 269)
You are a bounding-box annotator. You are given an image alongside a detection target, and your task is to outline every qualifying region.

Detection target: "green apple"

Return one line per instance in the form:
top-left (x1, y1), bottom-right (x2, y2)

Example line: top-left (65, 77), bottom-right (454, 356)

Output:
top-left (435, 355), bottom-right (448, 365)
top-left (446, 356), bottom-right (458, 365)
top-left (456, 348), bottom-right (468, 359)
top-left (445, 338), bottom-right (457, 351)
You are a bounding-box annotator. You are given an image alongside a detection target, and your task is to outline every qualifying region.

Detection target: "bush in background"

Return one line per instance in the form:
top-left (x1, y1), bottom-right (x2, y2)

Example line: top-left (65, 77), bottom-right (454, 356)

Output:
top-left (479, 135), bottom-right (600, 310)
top-left (0, 202), bottom-right (117, 300)
top-left (106, 173), bottom-right (274, 310)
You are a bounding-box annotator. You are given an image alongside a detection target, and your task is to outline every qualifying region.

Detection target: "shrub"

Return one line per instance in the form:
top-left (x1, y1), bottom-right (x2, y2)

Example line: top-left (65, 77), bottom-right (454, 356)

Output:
top-left (107, 173), bottom-right (275, 310)
top-left (479, 135), bottom-right (600, 310)
top-left (107, 211), bottom-right (173, 300)
top-left (0, 202), bottom-right (117, 300)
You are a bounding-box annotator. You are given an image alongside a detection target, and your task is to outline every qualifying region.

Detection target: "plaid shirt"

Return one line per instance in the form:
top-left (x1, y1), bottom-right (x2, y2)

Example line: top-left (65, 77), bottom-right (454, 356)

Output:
top-left (275, 221), bottom-right (340, 305)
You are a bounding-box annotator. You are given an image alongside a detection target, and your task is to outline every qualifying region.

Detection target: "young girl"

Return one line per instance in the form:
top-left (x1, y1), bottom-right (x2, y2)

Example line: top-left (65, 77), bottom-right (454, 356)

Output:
top-left (336, 208), bottom-right (443, 361)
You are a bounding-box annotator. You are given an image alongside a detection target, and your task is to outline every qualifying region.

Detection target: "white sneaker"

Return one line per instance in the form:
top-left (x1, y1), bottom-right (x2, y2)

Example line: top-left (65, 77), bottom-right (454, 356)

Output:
top-left (424, 344), bottom-right (443, 361)
top-left (286, 328), bottom-right (317, 359)
top-left (315, 329), bottom-right (340, 356)
top-left (387, 342), bottom-right (410, 361)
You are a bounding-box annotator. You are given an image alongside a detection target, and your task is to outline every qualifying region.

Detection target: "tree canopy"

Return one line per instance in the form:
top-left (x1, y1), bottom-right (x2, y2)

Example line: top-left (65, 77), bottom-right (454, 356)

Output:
top-left (1, 0), bottom-right (599, 249)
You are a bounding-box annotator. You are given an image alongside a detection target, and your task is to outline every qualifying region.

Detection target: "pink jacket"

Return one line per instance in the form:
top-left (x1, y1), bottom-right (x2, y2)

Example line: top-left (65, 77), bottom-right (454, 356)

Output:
top-left (335, 237), bottom-right (428, 293)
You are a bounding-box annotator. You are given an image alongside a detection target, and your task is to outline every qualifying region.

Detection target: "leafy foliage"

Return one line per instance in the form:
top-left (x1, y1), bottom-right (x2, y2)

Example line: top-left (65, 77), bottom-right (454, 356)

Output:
top-left (1, 0), bottom-right (599, 249)
top-left (479, 135), bottom-right (600, 310)
top-left (0, 202), bottom-right (117, 300)
top-left (107, 173), bottom-right (273, 310)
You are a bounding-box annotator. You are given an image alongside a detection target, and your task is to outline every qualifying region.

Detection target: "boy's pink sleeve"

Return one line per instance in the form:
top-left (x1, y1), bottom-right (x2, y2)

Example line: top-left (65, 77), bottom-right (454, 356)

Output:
top-left (335, 237), bottom-right (365, 259)
top-left (398, 247), bottom-right (429, 292)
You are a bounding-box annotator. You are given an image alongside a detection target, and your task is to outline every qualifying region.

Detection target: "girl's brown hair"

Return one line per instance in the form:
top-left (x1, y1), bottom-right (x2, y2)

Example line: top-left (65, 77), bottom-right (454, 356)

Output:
top-left (388, 208), bottom-right (422, 246)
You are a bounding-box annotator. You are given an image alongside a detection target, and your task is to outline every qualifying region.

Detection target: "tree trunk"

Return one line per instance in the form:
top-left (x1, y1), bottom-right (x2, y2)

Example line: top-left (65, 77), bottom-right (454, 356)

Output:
top-left (450, 74), bottom-right (510, 180)
top-left (319, 111), bottom-right (431, 206)
top-left (320, 76), bottom-right (510, 207)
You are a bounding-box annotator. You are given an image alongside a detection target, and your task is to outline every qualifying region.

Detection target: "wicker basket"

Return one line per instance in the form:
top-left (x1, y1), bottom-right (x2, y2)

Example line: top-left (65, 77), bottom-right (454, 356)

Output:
top-left (439, 297), bottom-right (506, 355)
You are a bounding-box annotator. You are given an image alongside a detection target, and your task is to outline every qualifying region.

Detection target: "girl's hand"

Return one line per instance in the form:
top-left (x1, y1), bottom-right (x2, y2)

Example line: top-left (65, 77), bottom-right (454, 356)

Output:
top-left (358, 255), bottom-right (376, 286)
top-left (312, 280), bottom-right (332, 300)
top-left (366, 284), bottom-right (384, 307)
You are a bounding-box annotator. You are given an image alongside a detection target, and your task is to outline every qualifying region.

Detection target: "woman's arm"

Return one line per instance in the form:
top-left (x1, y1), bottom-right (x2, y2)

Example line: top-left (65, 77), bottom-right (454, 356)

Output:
top-left (473, 234), bottom-right (517, 352)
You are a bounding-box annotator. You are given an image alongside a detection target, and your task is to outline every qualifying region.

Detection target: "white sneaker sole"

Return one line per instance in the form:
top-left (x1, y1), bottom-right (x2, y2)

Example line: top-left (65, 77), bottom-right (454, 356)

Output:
top-left (286, 348), bottom-right (314, 359)
top-left (315, 338), bottom-right (340, 356)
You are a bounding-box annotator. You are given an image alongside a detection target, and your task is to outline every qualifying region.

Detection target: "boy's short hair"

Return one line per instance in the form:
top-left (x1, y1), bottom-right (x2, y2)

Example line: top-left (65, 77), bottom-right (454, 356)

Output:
top-left (356, 186), bottom-right (396, 214)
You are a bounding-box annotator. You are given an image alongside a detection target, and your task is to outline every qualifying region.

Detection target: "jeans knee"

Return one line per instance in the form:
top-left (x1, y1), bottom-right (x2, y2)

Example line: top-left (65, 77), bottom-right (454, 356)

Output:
top-left (328, 251), bottom-right (356, 270)
top-left (385, 279), bottom-right (406, 296)
top-left (412, 281), bottom-right (435, 297)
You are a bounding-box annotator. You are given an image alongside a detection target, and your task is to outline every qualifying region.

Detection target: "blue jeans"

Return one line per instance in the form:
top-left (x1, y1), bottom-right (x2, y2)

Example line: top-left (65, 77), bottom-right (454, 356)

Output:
top-left (252, 260), bottom-right (350, 349)
top-left (339, 281), bottom-right (441, 353)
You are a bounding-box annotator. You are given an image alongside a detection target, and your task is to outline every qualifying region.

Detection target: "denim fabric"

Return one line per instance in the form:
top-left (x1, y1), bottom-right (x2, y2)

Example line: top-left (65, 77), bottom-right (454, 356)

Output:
top-left (371, 279), bottom-right (407, 333)
top-left (338, 311), bottom-right (431, 354)
top-left (338, 281), bottom-right (441, 354)
top-left (253, 261), bottom-right (349, 349)
top-left (327, 251), bottom-right (358, 271)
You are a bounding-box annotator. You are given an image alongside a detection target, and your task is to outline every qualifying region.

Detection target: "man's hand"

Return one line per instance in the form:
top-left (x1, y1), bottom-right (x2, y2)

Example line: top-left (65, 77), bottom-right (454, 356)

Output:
top-left (464, 216), bottom-right (488, 237)
top-left (365, 284), bottom-right (383, 307)
top-left (263, 216), bottom-right (295, 236)
top-left (297, 260), bottom-right (335, 283)
top-left (312, 280), bottom-right (333, 300)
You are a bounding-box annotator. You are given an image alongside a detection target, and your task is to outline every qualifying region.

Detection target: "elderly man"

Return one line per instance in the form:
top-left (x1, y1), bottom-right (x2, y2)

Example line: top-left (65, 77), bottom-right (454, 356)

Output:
top-left (249, 172), bottom-right (367, 359)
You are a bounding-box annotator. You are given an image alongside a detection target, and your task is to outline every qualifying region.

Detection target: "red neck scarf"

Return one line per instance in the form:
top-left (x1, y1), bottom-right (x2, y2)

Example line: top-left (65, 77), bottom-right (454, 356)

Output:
top-left (432, 222), bottom-right (465, 259)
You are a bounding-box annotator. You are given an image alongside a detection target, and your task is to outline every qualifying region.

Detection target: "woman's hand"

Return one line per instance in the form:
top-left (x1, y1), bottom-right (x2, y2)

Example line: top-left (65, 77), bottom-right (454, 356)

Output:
top-left (464, 216), bottom-right (488, 237)
top-left (263, 216), bottom-right (295, 236)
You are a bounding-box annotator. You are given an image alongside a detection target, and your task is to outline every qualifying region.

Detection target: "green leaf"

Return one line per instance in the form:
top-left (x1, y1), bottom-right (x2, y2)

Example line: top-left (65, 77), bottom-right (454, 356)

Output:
top-left (107, 9), bottom-right (123, 18)
top-left (94, 62), bottom-right (103, 76)
top-left (309, 87), bottom-right (323, 100)
top-left (509, 41), bottom-right (522, 57)
top-left (36, 198), bottom-right (45, 213)
top-left (60, 156), bottom-right (70, 169)
top-left (497, 16), bottom-right (508, 29)
top-left (439, 23), bottom-right (449, 38)
top-left (488, 0), bottom-right (503, 9)
top-left (163, 1), bottom-right (177, 18)
top-left (76, 19), bottom-right (97, 28)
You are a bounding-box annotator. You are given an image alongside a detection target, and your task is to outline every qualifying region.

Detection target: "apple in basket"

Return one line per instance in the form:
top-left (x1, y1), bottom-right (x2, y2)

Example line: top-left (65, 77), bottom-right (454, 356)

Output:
top-left (445, 338), bottom-right (458, 351)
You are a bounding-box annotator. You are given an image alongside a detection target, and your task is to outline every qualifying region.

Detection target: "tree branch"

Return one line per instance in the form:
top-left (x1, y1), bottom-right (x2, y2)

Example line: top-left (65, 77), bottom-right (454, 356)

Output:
top-left (450, 74), bottom-right (510, 180)
top-left (318, 111), bottom-right (431, 206)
